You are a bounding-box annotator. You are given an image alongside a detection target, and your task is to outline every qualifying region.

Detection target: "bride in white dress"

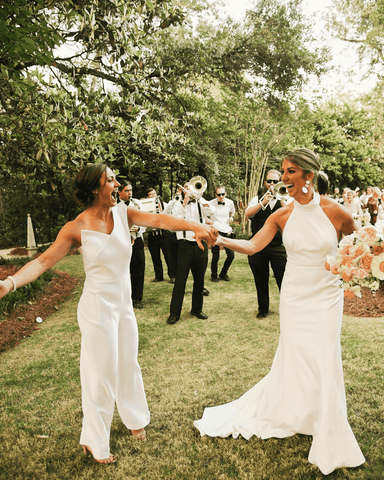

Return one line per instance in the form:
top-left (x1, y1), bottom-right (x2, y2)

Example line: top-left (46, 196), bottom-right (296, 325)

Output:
top-left (194, 148), bottom-right (365, 475)
top-left (0, 163), bottom-right (218, 464)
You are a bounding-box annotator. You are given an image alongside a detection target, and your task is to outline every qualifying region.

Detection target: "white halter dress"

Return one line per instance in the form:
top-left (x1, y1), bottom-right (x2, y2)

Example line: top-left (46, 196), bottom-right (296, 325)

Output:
top-left (194, 192), bottom-right (365, 475)
top-left (77, 205), bottom-right (150, 459)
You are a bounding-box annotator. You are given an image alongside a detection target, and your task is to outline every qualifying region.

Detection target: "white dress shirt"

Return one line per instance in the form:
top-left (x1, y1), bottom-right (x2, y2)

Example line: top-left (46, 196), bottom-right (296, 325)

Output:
top-left (171, 198), bottom-right (213, 242)
top-left (116, 199), bottom-right (145, 240)
top-left (208, 197), bottom-right (235, 233)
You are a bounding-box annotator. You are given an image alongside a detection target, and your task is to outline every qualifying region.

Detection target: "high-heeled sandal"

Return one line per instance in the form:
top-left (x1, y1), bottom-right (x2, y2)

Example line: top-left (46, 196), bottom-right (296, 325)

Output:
top-left (82, 445), bottom-right (116, 464)
top-left (131, 428), bottom-right (146, 441)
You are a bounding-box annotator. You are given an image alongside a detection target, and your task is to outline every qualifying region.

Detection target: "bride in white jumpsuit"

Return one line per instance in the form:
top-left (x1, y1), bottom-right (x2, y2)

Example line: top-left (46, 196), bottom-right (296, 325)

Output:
top-left (0, 163), bottom-right (218, 464)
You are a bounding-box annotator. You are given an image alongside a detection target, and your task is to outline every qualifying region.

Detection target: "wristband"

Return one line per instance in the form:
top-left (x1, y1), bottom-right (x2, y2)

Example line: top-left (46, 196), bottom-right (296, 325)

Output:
top-left (7, 276), bottom-right (17, 292)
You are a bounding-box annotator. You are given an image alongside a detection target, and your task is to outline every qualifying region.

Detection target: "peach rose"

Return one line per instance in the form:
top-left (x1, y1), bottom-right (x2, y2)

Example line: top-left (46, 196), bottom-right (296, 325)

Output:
top-left (357, 226), bottom-right (378, 244)
top-left (339, 245), bottom-right (350, 256)
top-left (352, 267), bottom-right (369, 279)
top-left (330, 263), bottom-right (340, 275)
top-left (340, 271), bottom-right (353, 282)
top-left (360, 252), bottom-right (374, 270)
top-left (373, 245), bottom-right (384, 255)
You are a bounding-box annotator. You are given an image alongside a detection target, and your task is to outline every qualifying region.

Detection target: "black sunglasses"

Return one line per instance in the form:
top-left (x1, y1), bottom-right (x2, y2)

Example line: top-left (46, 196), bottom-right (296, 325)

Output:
top-left (217, 193), bottom-right (226, 196)
top-left (266, 179), bottom-right (279, 184)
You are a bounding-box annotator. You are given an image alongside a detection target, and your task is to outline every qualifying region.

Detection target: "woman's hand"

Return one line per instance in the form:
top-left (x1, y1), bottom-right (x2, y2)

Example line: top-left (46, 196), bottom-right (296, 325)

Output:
top-left (193, 224), bottom-right (219, 249)
top-left (0, 279), bottom-right (12, 299)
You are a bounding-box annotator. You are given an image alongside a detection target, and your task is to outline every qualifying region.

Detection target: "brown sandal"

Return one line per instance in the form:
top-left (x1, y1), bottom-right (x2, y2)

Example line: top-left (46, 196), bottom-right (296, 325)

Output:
top-left (82, 445), bottom-right (116, 464)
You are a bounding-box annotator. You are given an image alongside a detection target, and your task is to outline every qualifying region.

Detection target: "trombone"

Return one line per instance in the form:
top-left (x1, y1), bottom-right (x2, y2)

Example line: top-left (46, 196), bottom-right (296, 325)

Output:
top-left (259, 181), bottom-right (289, 210)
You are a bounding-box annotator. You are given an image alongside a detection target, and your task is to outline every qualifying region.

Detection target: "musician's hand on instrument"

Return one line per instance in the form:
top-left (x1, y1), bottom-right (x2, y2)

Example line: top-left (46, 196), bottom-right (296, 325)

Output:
top-left (262, 191), bottom-right (273, 206)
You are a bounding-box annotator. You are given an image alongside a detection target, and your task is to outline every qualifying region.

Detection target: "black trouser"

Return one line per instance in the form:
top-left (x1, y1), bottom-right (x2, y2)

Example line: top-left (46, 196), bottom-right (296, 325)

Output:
top-left (130, 237), bottom-right (145, 302)
top-left (211, 232), bottom-right (235, 277)
top-left (248, 244), bottom-right (287, 315)
top-left (170, 240), bottom-right (208, 318)
top-left (147, 231), bottom-right (177, 280)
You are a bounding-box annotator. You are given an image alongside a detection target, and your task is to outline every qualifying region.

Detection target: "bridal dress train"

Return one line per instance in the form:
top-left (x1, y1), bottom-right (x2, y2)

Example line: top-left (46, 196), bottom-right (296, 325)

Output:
top-left (77, 204), bottom-right (150, 460)
top-left (194, 193), bottom-right (365, 475)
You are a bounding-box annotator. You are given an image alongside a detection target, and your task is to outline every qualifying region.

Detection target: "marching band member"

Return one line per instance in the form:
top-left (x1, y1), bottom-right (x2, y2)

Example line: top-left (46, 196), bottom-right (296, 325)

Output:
top-left (117, 180), bottom-right (145, 309)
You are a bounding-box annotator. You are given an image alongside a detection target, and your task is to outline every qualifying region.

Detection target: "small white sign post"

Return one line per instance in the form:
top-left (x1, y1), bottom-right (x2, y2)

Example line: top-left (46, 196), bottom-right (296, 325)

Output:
top-left (27, 214), bottom-right (38, 257)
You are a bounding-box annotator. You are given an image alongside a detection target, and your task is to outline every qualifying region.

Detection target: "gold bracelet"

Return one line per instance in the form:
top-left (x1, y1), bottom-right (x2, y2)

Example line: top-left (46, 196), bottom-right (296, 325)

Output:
top-left (7, 276), bottom-right (17, 292)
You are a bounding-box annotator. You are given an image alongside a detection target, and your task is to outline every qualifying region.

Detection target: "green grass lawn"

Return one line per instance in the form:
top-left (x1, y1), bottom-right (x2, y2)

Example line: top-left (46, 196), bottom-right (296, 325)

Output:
top-left (0, 251), bottom-right (383, 479)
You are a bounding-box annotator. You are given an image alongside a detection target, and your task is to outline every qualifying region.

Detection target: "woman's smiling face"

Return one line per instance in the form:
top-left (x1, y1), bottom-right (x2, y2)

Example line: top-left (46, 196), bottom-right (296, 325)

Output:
top-left (281, 159), bottom-right (309, 198)
top-left (96, 167), bottom-right (120, 207)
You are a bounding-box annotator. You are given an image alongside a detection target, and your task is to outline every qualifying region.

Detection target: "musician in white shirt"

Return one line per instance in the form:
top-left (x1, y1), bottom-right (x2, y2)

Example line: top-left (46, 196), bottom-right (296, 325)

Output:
top-left (208, 187), bottom-right (235, 282)
top-left (166, 182), bottom-right (215, 325)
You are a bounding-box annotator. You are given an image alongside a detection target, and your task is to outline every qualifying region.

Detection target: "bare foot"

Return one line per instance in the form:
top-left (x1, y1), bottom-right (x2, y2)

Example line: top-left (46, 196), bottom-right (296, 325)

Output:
top-left (82, 445), bottom-right (116, 464)
top-left (131, 428), bottom-right (146, 441)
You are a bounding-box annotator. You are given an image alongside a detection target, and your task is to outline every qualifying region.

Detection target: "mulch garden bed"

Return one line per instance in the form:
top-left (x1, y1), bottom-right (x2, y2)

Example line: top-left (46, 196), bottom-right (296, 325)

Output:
top-left (343, 286), bottom-right (384, 318)
top-left (0, 263), bottom-right (79, 352)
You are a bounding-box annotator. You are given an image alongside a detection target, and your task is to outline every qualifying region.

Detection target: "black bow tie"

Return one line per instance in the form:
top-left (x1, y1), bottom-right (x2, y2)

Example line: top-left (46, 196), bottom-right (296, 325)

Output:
top-left (218, 201), bottom-right (225, 205)
top-left (188, 199), bottom-right (196, 204)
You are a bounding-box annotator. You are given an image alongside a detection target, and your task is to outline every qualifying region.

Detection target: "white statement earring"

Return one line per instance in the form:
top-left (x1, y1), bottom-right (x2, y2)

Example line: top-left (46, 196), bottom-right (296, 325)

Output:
top-left (302, 180), bottom-right (310, 194)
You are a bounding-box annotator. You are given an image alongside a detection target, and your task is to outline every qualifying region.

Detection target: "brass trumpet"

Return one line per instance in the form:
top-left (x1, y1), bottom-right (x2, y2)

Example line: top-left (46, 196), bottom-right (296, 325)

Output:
top-left (259, 181), bottom-right (289, 210)
top-left (177, 175), bottom-right (207, 200)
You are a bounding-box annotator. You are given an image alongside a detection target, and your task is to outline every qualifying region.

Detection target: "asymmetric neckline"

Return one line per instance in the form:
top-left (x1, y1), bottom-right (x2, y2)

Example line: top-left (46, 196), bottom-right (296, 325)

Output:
top-left (81, 209), bottom-right (115, 237)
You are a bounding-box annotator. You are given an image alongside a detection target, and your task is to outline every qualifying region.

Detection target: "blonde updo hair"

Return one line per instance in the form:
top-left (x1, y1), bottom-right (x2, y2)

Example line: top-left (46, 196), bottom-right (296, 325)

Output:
top-left (283, 148), bottom-right (329, 194)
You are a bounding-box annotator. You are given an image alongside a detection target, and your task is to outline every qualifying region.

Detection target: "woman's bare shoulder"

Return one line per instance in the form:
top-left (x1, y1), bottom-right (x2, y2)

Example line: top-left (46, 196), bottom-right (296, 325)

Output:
top-left (320, 195), bottom-right (347, 215)
top-left (59, 212), bottom-right (89, 240)
top-left (268, 203), bottom-right (293, 231)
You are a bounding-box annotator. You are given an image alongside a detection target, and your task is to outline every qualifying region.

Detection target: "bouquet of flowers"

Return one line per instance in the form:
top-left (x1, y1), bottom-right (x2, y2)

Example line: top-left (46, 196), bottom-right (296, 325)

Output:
top-left (325, 220), bottom-right (384, 298)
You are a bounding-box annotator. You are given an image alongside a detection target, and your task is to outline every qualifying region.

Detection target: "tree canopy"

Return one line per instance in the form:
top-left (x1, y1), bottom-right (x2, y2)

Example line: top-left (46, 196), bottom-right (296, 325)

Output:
top-left (0, 0), bottom-right (381, 246)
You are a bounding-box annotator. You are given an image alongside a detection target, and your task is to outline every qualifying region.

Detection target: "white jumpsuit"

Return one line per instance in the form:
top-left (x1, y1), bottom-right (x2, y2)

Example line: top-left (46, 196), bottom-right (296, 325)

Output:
top-left (77, 204), bottom-right (150, 459)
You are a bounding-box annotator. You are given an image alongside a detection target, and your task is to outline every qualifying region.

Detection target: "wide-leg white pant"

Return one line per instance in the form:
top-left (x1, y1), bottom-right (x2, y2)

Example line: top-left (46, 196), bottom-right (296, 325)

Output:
top-left (77, 274), bottom-right (150, 459)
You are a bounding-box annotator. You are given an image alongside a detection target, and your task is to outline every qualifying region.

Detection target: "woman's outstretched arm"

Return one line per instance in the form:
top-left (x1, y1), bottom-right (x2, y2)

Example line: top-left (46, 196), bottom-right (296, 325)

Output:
top-left (127, 208), bottom-right (218, 249)
top-left (0, 221), bottom-right (78, 299)
top-left (217, 216), bottom-right (280, 255)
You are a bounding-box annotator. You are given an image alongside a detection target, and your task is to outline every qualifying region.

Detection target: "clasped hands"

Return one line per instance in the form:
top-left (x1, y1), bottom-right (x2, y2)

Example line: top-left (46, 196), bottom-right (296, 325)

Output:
top-left (193, 224), bottom-right (219, 250)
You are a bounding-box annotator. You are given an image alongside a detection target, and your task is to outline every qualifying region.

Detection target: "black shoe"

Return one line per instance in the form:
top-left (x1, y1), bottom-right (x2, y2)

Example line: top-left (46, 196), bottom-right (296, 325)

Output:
top-left (167, 314), bottom-right (180, 325)
top-left (133, 300), bottom-right (144, 309)
top-left (210, 275), bottom-right (220, 282)
top-left (203, 288), bottom-right (210, 296)
top-left (256, 312), bottom-right (268, 319)
top-left (169, 277), bottom-right (175, 284)
top-left (219, 273), bottom-right (231, 281)
top-left (191, 310), bottom-right (208, 320)
top-left (151, 278), bottom-right (164, 283)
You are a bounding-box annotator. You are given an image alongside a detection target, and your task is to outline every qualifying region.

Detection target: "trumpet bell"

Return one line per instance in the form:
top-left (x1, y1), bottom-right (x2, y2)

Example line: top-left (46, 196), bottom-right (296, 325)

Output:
top-left (189, 176), bottom-right (207, 195)
top-left (273, 181), bottom-right (289, 200)
top-left (259, 181), bottom-right (289, 210)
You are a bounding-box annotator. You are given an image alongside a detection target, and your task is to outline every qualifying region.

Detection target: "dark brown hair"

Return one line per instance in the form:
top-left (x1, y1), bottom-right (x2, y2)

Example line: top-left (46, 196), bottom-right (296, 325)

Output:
top-left (73, 163), bottom-right (107, 207)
